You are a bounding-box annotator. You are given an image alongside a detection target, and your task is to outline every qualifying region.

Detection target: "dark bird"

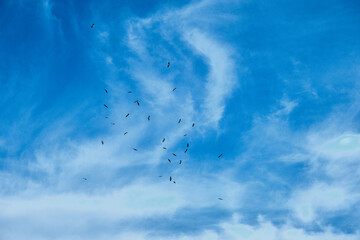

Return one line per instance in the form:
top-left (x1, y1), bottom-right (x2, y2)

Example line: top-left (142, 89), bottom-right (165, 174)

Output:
top-left (111, 123), bottom-right (115, 125)
top-left (184, 149), bottom-right (188, 153)
top-left (172, 88), bottom-right (176, 92)
top-left (148, 115), bottom-right (150, 121)
top-left (83, 177), bottom-right (87, 180)
top-left (173, 181), bottom-right (176, 184)
top-left (192, 123), bottom-right (195, 127)
top-left (179, 160), bottom-right (182, 164)
top-left (134, 100), bottom-right (140, 106)
top-left (105, 89), bottom-right (108, 93)
top-left (163, 147), bottom-right (167, 149)
top-left (126, 113), bottom-right (129, 117)
top-left (172, 153), bottom-right (176, 156)
top-left (184, 134), bottom-right (187, 136)
top-left (218, 153), bottom-right (223, 158)
top-left (158, 176), bottom-right (162, 178)
top-left (104, 104), bottom-right (109, 108)
top-left (178, 119), bottom-right (181, 124)
top-left (128, 91), bottom-right (132, 93)
top-left (187, 143), bottom-right (189, 148)
top-left (91, 23), bottom-right (94, 28)
top-left (124, 132), bottom-right (128, 135)
top-left (105, 116), bottom-right (109, 119)
top-left (167, 62), bottom-right (170, 68)
top-left (168, 159), bottom-right (171, 163)
top-left (162, 138), bottom-right (165, 143)
top-left (170, 176), bottom-right (172, 181)
top-left (218, 198), bottom-right (223, 200)
top-left (101, 141), bottom-right (104, 145)
top-left (133, 148), bottom-right (138, 151)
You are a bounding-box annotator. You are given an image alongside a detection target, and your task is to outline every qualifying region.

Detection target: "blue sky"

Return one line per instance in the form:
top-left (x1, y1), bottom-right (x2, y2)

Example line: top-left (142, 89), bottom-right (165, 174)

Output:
top-left (1, 0), bottom-right (360, 239)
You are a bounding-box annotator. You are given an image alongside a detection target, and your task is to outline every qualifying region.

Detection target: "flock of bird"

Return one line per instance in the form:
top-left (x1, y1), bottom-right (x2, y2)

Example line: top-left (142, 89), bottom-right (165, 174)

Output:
top-left (88, 24), bottom-right (223, 201)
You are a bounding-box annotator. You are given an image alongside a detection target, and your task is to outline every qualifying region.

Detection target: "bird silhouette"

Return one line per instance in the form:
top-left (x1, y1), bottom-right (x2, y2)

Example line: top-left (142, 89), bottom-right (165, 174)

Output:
top-left (187, 143), bottom-right (189, 148)
top-left (124, 132), bottom-right (128, 135)
top-left (104, 104), bottom-right (109, 108)
top-left (162, 138), bottom-right (165, 142)
top-left (83, 177), bottom-right (87, 180)
top-left (173, 181), bottom-right (176, 184)
top-left (148, 115), bottom-right (150, 121)
top-left (172, 153), bottom-right (176, 156)
top-left (128, 91), bottom-right (132, 93)
top-left (134, 100), bottom-right (140, 106)
top-left (184, 134), bottom-right (187, 136)
top-left (158, 176), bottom-right (162, 178)
top-left (163, 147), bottom-right (167, 149)
top-left (126, 113), bottom-right (129, 117)
top-left (192, 123), bottom-right (195, 127)
top-left (172, 88), bottom-right (176, 92)
top-left (178, 119), bottom-right (181, 124)
top-left (133, 148), bottom-right (138, 151)
top-left (91, 23), bottom-right (94, 28)
top-left (101, 141), bottom-right (104, 145)
top-left (218, 154), bottom-right (223, 158)
top-left (111, 123), bottom-right (115, 125)
top-left (105, 116), bottom-right (109, 118)
top-left (167, 62), bottom-right (170, 68)
top-left (179, 160), bottom-right (182, 164)
top-left (168, 159), bottom-right (171, 163)
top-left (105, 89), bottom-right (108, 93)
top-left (184, 149), bottom-right (188, 153)
top-left (170, 176), bottom-right (172, 181)
top-left (218, 198), bottom-right (223, 200)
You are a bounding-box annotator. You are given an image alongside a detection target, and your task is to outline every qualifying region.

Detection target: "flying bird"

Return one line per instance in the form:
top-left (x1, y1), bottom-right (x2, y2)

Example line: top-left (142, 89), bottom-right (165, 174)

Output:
top-left (158, 176), bottom-right (162, 178)
top-left (104, 104), bottom-right (108, 108)
top-left (173, 181), bottom-right (176, 184)
top-left (187, 143), bottom-right (189, 148)
top-left (168, 159), bottom-right (171, 163)
top-left (101, 141), bottom-right (104, 145)
top-left (179, 160), bottom-right (182, 164)
top-left (167, 62), bottom-right (170, 68)
top-left (148, 115), bottom-right (150, 121)
top-left (184, 149), bottom-right (188, 153)
top-left (104, 89), bottom-right (108, 93)
top-left (172, 153), bottom-right (176, 156)
top-left (128, 91), bottom-right (132, 93)
top-left (83, 177), bottom-right (87, 180)
top-left (105, 116), bottom-right (109, 119)
top-left (218, 198), bottom-right (223, 200)
top-left (192, 123), bottom-right (195, 127)
top-left (91, 23), bottom-right (94, 28)
top-left (162, 138), bottom-right (165, 143)
top-left (163, 147), bottom-right (167, 149)
top-left (178, 119), bottom-right (181, 124)
top-left (111, 123), bottom-right (115, 125)
top-left (218, 153), bottom-right (223, 158)
top-left (126, 113), bottom-right (129, 117)
top-left (170, 176), bottom-right (172, 181)
top-left (124, 132), bottom-right (128, 135)
top-left (133, 148), bottom-right (138, 151)
top-left (184, 134), bottom-right (187, 136)
top-left (172, 88), bottom-right (176, 92)
top-left (134, 100), bottom-right (140, 106)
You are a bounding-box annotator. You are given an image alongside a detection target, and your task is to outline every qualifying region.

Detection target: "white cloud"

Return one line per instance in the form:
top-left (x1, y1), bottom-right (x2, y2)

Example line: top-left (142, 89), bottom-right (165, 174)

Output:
top-left (123, 0), bottom-right (240, 128)
top-left (183, 29), bottom-right (237, 126)
top-left (319, 134), bottom-right (360, 159)
top-left (288, 182), bottom-right (357, 223)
